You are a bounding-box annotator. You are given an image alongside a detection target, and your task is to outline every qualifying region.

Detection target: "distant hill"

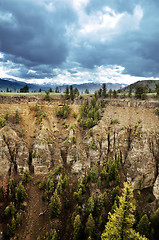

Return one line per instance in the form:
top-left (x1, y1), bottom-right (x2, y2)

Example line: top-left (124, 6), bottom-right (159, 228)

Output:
top-left (0, 78), bottom-right (39, 92)
top-left (120, 80), bottom-right (159, 93)
top-left (0, 78), bottom-right (127, 93)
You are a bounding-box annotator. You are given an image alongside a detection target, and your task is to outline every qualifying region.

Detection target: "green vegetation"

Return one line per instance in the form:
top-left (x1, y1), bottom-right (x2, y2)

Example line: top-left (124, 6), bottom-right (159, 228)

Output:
top-left (135, 85), bottom-right (147, 99)
top-left (0, 117), bottom-right (6, 128)
top-left (85, 214), bottom-right (95, 237)
top-left (86, 164), bottom-right (98, 183)
top-left (56, 103), bottom-right (69, 119)
top-left (44, 91), bottom-right (50, 101)
top-left (73, 214), bottom-right (82, 240)
top-left (86, 197), bottom-right (95, 215)
top-left (14, 109), bottom-right (20, 124)
top-left (49, 191), bottom-right (62, 218)
top-left (110, 118), bottom-right (120, 124)
top-left (2, 171), bottom-right (30, 238)
top-left (136, 214), bottom-right (150, 238)
top-left (20, 85), bottom-right (29, 93)
top-left (155, 107), bottom-right (159, 116)
top-left (78, 97), bottom-right (103, 129)
top-left (101, 182), bottom-right (148, 240)
top-left (150, 208), bottom-right (159, 240)
top-left (64, 85), bottom-right (79, 100)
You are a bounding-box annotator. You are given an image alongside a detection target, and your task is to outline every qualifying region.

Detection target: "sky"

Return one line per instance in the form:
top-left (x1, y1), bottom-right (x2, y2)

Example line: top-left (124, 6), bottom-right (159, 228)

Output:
top-left (0, 0), bottom-right (159, 86)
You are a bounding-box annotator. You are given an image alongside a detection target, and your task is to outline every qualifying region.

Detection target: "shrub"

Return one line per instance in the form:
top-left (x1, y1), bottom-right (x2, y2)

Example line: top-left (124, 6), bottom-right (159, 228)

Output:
top-left (54, 165), bottom-right (63, 175)
top-left (56, 107), bottom-right (61, 117)
top-left (44, 91), bottom-right (50, 101)
top-left (5, 202), bottom-right (16, 218)
top-left (72, 112), bottom-right (76, 118)
top-left (72, 136), bottom-right (76, 144)
top-left (89, 141), bottom-right (97, 150)
top-left (0, 118), bottom-right (6, 128)
top-left (110, 118), bottom-right (120, 124)
top-left (89, 129), bottom-right (93, 137)
top-left (4, 111), bottom-right (9, 121)
top-left (20, 128), bottom-right (23, 137)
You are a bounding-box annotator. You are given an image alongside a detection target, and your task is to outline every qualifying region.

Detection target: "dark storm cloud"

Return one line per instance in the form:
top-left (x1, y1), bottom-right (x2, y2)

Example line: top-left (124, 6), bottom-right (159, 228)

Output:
top-left (0, 0), bottom-right (76, 66)
top-left (0, 0), bottom-right (159, 82)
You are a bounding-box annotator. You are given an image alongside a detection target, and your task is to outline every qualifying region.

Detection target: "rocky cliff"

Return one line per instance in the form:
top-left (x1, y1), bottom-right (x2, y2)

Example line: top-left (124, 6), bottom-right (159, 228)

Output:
top-left (0, 95), bottom-right (159, 200)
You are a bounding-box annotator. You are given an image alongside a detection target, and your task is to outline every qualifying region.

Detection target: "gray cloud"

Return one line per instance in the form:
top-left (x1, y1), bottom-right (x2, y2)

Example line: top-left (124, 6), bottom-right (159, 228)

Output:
top-left (0, 0), bottom-right (76, 65)
top-left (0, 0), bottom-right (159, 83)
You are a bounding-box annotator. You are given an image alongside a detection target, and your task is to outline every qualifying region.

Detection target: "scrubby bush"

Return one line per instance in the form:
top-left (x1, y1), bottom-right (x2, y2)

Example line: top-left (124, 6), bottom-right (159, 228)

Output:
top-left (0, 118), bottom-right (6, 128)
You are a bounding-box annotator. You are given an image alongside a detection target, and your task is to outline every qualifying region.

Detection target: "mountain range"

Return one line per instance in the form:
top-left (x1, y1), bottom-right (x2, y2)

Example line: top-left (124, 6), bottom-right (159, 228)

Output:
top-left (0, 78), bottom-right (127, 93)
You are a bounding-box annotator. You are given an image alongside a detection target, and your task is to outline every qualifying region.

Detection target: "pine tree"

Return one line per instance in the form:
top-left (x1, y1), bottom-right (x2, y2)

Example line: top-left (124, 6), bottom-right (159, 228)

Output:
top-left (101, 182), bottom-right (148, 240)
top-left (86, 197), bottom-right (95, 215)
top-left (85, 213), bottom-right (95, 237)
top-left (128, 87), bottom-right (132, 98)
top-left (65, 86), bottom-right (70, 99)
top-left (70, 85), bottom-right (74, 101)
top-left (150, 208), bottom-right (159, 240)
top-left (102, 83), bottom-right (107, 98)
top-left (136, 214), bottom-right (150, 238)
top-left (73, 214), bottom-right (81, 240)
top-left (15, 109), bottom-right (20, 124)
top-left (15, 182), bottom-right (27, 203)
top-left (49, 191), bottom-right (62, 218)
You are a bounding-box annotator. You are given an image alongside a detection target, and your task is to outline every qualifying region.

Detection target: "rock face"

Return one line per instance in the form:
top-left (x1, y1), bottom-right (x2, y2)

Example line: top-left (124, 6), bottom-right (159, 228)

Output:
top-left (0, 126), bottom-right (29, 179)
top-left (0, 132), bottom-right (11, 178)
top-left (0, 97), bottom-right (159, 201)
top-left (125, 133), bottom-right (156, 189)
top-left (153, 175), bottom-right (159, 199)
top-left (32, 131), bottom-right (62, 175)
